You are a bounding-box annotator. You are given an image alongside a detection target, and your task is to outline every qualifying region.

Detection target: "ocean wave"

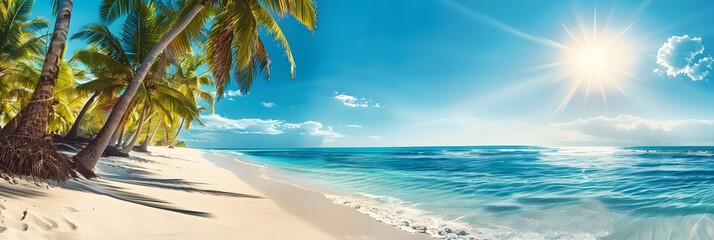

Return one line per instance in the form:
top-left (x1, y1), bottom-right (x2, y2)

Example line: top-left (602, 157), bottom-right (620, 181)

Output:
top-left (325, 193), bottom-right (478, 240)
top-left (602, 214), bottom-right (714, 240)
top-left (229, 146), bottom-right (714, 239)
top-left (324, 193), bottom-right (606, 240)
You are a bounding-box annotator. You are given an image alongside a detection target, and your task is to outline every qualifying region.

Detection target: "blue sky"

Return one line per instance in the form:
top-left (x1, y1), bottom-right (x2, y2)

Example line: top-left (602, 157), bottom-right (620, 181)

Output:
top-left (33, 0), bottom-right (714, 147)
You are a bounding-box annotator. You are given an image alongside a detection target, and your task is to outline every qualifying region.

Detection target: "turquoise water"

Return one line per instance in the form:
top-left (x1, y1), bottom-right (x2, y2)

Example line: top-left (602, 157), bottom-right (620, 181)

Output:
top-left (213, 146), bottom-right (714, 239)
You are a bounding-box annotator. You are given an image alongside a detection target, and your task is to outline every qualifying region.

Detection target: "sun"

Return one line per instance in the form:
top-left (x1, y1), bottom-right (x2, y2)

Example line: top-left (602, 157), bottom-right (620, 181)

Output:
top-left (445, 1), bottom-right (640, 114)
top-left (551, 11), bottom-right (636, 114)
top-left (577, 46), bottom-right (608, 71)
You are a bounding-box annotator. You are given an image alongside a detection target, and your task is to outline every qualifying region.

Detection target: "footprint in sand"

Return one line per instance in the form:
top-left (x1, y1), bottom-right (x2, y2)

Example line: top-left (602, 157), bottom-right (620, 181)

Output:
top-left (30, 215), bottom-right (57, 231)
top-left (61, 217), bottom-right (77, 231)
top-left (27, 214), bottom-right (77, 232)
top-left (0, 210), bottom-right (78, 234)
top-left (5, 221), bottom-right (28, 231)
top-left (60, 206), bottom-right (79, 212)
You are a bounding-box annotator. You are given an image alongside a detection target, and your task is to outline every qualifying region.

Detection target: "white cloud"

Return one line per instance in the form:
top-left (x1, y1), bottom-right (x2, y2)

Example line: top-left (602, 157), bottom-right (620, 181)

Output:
top-left (656, 35), bottom-right (713, 81)
top-left (341, 124), bottom-right (363, 128)
top-left (552, 115), bottom-right (714, 145)
top-left (688, 57), bottom-right (713, 81)
top-left (261, 102), bottom-right (276, 108)
top-left (369, 135), bottom-right (381, 140)
top-left (284, 121), bottom-right (345, 142)
top-left (196, 114), bottom-right (344, 143)
top-left (334, 92), bottom-right (380, 108)
top-left (225, 90), bottom-right (243, 97)
top-left (198, 114), bottom-right (284, 135)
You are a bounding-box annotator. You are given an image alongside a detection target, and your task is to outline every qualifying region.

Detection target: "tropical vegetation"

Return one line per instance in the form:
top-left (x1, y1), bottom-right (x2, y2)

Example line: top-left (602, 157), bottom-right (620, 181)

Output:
top-left (0, 0), bottom-right (317, 183)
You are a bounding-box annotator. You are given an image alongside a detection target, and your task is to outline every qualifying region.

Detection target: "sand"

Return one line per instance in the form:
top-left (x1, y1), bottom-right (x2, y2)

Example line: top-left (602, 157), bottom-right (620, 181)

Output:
top-left (0, 147), bottom-right (432, 240)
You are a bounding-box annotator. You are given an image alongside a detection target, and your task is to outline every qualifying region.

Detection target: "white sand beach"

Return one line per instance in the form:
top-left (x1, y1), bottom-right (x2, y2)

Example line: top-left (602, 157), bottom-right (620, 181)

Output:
top-left (0, 147), bottom-right (431, 240)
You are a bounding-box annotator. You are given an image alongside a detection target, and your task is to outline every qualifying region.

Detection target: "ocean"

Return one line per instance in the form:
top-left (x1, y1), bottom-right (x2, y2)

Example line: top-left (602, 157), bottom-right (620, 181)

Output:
top-left (212, 146), bottom-right (714, 240)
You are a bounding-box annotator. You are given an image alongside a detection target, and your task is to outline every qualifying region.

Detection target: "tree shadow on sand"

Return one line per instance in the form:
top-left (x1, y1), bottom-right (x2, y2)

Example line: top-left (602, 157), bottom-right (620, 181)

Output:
top-left (0, 183), bottom-right (49, 199)
top-left (63, 155), bottom-right (262, 218)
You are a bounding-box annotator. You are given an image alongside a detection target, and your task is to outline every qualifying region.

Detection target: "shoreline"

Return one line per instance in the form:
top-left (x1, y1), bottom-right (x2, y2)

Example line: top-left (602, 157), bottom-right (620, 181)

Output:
top-left (204, 150), bottom-right (434, 240)
top-left (212, 151), bottom-right (477, 240)
top-left (0, 147), bottom-right (430, 240)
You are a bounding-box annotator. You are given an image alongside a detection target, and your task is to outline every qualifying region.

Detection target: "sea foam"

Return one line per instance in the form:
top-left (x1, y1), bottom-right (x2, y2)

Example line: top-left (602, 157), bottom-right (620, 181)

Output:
top-left (325, 193), bottom-right (480, 240)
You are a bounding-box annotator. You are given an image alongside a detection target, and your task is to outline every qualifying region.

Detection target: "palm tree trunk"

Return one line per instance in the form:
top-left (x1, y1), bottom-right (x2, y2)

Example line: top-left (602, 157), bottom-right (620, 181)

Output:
top-left (0, 115), bottom-right (19, 138)
top-left (108, 121), bottom-right (122, 146)
top-left (72, 1), bottom-right (208, 175)
top-left (169, 118), bottom-right (185, 148)
top-left (121, 127), bottom-right (139, 148)
top-left (163, 125), bottom-right (170, 143)
top-left (118, 105), bottom-right (149, 155)
top-left (138, 118), bottom-right (161, 152)
top-left (115, 123), bottom-right (126, 148)
top-left (65, 92), bottom-right (97, 139)
top-left (9, 2), bottom-right (73, 138)
top-left (123, 111), bottom-right (155, 148)
top-left (0, 0), bottom-right (78, 182)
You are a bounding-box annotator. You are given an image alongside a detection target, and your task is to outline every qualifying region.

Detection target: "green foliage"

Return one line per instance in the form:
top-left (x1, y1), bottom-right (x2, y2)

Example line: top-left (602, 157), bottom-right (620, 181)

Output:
top-left (0, 0), bottom-right (49, 125)
top-left (1, 0), bottom-right (318, 151)
top-left (204, 0), bottom-right (317, 98)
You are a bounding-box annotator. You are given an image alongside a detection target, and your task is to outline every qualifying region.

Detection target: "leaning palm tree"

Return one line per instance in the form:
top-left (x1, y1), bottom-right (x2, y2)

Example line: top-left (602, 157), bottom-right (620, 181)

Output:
top-left (69, 2), bottom-right (199, 157)
top-left (0, 0), bottom-right (77, 183)
top-left (65, 2), bottom-right (164, 141)
top-left (72, 0), bottom-right (317, 178)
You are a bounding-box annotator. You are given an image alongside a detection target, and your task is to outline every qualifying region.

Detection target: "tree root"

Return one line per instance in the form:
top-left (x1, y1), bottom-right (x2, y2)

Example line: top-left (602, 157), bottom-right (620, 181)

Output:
top-left (0, 136), bottom-right (76, 184)
top-left (103, 146), bottom-right (129, 157)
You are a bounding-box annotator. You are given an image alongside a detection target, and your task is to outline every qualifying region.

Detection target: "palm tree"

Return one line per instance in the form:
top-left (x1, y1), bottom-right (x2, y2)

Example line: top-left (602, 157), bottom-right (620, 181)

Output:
top-left (0, 0), bottom-right (49, 135)
top-left (73, 0), bottom-right (317, 177)
top-left (65, 2), bottom-right (163, 141)
top-left (0, 0), bottom-right (77, 183)
top-left (4, 58), bottom-right (86, 134)
top-left (0, 0), bottom-right (48, 78)
top-left (166, 52), bottom-right (214, 148)
top-left (70, 2), bottom-right (200, 156)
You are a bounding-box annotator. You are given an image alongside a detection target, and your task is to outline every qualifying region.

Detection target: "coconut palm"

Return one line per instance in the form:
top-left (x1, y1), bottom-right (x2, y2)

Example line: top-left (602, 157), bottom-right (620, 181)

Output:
top-left (0, 0), bottom-right (49, 133)
top-left (164, 52), bottom-right (214, 148)
top-left (70, 2), bottom-right (200, 156)
top-left (0, 0), bottom-right (49, 79)
top-left (4, 58), bottom-right (87, 134)
top-left (117, 76), bottom-right (200, 155)
top-left (73, 0), bottom-right (317, 177)
top-left (65, 1), bottom-right (164, 141)
top-left (0, 0), bottom-right (76, 183)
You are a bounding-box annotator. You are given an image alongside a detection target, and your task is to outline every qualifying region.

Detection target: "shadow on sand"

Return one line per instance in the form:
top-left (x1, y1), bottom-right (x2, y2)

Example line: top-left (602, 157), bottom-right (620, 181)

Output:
top-left (0, 183), bottom-right (49, 199)
top-left (59, 154), bottom-right (262, 218)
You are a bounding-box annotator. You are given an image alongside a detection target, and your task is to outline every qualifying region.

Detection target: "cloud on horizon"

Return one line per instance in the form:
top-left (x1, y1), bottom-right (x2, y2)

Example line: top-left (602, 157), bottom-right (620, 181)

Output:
top-left (656, 35), bottom-right (713, 81)
top-left (552, 114), bottom-right (714, 145)
top-left (261, 102), bottom-right (276, 108)
top-left (194, 114), bottom-right (344, 143)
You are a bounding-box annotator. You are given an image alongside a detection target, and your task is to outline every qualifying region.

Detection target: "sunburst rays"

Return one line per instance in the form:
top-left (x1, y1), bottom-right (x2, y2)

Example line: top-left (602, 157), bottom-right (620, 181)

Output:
top-left (444, 1), bottom-right (645, 115)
